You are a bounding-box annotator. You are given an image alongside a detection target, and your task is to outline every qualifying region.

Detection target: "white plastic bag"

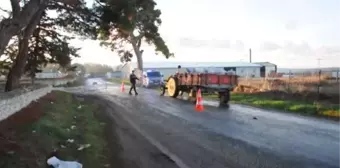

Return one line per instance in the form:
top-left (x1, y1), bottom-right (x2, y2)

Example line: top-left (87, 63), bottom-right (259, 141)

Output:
top-left (47, 156), bottom-right (83, 168)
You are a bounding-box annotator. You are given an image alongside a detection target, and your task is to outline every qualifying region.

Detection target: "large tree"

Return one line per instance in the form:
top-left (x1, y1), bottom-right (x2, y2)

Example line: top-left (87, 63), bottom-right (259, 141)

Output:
top-left (24, 16), bottom-right (80, 85)
top-left (0, 0), bottom-right (78, 59)
top-left (3, 14), bottom-right (80, 89)
top-left (95, 0), bottom-right (173, 74)
top-left (2, 0), bottom-right (95, 91)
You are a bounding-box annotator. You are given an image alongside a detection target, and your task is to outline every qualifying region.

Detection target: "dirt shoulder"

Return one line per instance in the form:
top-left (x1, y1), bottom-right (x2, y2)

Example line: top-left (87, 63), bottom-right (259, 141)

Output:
top-left (0, 91), bottom-right (112, 168)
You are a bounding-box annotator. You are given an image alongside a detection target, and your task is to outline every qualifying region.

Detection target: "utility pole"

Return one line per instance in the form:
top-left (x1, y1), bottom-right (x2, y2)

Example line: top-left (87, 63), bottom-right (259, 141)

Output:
top-left (317, 58), bottom-right (322, 68)
top-left (249, 48), bottom-right (252, 63)
top-left (316, 58), bottom-right (322, 101)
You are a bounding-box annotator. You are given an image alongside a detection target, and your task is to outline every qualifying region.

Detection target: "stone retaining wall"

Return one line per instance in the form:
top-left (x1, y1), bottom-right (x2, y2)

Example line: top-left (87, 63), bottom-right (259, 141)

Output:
top-left (0, 85), bottom-right (53, 121)
top-left (0, 78), bottom-right (76, 122)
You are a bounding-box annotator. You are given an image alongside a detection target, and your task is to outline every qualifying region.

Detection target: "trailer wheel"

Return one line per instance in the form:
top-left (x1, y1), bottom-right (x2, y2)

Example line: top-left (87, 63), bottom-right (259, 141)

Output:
top-left (160, 85), bottom-right (166, 96)
top-left (219, 91), bottom-right (230, 108)
top-left (167, 77), bottom-right (179, 98)
top-left (188, 88), bottom-right (197, 104)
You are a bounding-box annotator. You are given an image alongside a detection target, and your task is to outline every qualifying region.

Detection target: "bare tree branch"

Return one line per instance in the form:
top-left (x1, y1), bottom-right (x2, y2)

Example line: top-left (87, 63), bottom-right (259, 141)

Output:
top-left (94, 0), bottom-right (105, 7)
top-left (54, 0), bottom-right (81, 6)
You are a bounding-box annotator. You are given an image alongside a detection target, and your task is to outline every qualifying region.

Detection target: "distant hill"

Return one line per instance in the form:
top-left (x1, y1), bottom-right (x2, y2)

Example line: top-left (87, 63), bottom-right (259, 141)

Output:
top-left (277, 67), bottom-right (339, 73)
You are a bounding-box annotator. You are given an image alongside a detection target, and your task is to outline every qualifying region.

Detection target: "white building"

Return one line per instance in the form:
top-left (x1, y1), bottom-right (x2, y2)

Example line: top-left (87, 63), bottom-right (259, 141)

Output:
top-left (106, 71), bottom-right (122, 78)
top-left (253, 62), bottom-right (277, 77)
top-left (119, 62), bottom-right (266, 79)
top-left (35, 71), bottom-right (67, 79)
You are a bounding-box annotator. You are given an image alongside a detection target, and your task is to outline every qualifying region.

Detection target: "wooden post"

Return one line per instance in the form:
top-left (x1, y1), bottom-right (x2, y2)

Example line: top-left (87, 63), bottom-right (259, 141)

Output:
top-left (287, 70), bottom-right (291, 92)
top-left (317, 70), bottom-right (321, 101)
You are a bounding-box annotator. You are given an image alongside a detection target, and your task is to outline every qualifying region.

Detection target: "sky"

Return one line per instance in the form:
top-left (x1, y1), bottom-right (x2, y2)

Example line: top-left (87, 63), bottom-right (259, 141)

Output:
top-left (1, 0), bottom-right (340, 68)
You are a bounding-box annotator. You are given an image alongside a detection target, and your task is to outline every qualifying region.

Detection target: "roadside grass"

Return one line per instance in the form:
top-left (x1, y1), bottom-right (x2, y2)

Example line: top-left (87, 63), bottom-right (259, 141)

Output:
top-left (0, 91), bottom-right (110, 168)
top-left (108, 78), bottom-right (130, 86)
top-left (205, 93), bottom-right (339, 118)
top-left (55, 77), bottom-right (85, 87)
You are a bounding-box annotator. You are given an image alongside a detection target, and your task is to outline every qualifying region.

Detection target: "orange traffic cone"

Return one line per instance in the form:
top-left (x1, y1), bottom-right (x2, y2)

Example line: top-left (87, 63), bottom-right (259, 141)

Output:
top-left (121, 81), bottom-right (125, 92)
top-left (195, 89), bottom-right (204, 112)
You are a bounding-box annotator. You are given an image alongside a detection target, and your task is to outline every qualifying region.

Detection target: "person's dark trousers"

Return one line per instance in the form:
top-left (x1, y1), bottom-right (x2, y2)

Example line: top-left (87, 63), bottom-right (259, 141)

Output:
top-left (129, 83), bottom-right (138, 95)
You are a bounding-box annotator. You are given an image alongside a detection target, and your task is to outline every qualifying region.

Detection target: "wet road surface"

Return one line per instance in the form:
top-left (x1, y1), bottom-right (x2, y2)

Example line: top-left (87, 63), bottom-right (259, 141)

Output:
top-left (69, 79), bottom-right (340, 168)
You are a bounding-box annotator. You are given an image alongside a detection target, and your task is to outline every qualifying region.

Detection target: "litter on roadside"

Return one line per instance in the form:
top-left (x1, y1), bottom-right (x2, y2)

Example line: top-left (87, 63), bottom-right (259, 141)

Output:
top-left (77, 144), bottom-right (91, 151)
top-left (47, 156), bottom-right (82, 168)
top-left (67, 139), bottom-right (74, 143)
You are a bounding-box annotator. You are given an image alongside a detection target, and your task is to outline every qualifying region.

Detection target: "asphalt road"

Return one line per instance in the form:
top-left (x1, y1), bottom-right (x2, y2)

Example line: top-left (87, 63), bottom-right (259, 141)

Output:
top-left (76, 78), bottom-right (340, 168)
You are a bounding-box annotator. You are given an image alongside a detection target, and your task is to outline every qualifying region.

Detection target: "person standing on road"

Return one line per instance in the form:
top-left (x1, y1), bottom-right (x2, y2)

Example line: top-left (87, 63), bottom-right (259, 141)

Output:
top-left (129, 70), bottom-right (139, 95)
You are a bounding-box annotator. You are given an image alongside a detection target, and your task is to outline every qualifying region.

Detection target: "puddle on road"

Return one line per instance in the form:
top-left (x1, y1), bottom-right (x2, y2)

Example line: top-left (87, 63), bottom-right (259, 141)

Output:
top-left (181, 96), bottom-right (220, 107)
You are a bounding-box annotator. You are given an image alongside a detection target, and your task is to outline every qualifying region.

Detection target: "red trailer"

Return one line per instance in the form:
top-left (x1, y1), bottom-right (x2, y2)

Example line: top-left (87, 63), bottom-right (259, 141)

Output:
top-left (160, 71), bottom-right (238, 107)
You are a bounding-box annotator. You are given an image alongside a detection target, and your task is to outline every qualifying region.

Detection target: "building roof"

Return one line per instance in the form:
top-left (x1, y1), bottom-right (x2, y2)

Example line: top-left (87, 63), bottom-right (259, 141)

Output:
top-left (253, 62), bottom-right (277, 67)
top-left (129, 61), bottom-right (262, 69)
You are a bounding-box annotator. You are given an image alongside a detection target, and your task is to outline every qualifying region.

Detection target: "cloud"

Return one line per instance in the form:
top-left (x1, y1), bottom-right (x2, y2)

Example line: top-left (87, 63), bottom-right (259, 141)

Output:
top-left (283, 41), bottom-right (312, 56)
top-left (210, 39), bottom-right (231, 48)
top-left (179, 38), bottom-right (231, 48)
top-left (259, 41), bottom-right (340, 57)
top-left (179, 38), bottom-right (209, 48)
top-left (284, 21), bottom-right (298, 31)
top-left (232, 40), bottom-right (245, 51)
top-left (260, 42), bottom-right (281, 51)
top-left (314, 46), bottom-right (340, 57)
top-left (178, 38), bottom-right (246, 50)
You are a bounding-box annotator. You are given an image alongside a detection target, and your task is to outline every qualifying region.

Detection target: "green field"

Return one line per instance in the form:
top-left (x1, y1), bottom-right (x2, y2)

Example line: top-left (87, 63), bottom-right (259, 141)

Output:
top-left (207, 93), bottom-right (339, 118)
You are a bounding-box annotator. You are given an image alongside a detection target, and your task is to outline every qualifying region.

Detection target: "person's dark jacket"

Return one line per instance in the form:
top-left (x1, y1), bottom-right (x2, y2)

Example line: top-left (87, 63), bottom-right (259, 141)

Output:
top-left (129, 74), bottom-right (139, 84)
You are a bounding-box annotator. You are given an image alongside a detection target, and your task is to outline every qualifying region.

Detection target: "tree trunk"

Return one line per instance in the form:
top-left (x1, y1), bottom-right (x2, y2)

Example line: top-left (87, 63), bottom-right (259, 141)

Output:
top-left (4, 9), bottom-right (44, 92)
top-left (136, 51), bottom-right (143, 70)
top-left (131, 41), bottom-right (143, 85)
top-left (0, 0), bottom-right (47, 58)
top-left (132, 41), bottom-right (143, 70)
top-left (5, 37), bottom-right (30, 91)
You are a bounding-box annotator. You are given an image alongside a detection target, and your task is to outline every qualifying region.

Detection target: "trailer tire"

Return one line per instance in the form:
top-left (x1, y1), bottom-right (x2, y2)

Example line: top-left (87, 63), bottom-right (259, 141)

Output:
top-left (167, 77), bottom-right (180, 98)
top-left (188, 88), bottom-right (197, 104)
top-left (160, 85), bottom-right (166, 96)
top-left (219, 91), bottom-right (230, 108)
